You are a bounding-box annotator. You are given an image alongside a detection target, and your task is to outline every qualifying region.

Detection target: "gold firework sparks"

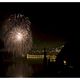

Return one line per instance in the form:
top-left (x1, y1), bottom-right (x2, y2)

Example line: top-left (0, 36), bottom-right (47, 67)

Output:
top-left (3, 14), bottom-right (32, 56)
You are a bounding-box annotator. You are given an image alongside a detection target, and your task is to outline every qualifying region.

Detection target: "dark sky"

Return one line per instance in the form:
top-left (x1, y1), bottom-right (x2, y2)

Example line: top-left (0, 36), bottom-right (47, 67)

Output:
top-left (0, 3), bottom-right (80, 48)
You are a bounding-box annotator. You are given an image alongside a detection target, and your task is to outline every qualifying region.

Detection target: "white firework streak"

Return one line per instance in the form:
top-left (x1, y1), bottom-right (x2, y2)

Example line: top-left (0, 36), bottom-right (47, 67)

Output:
top-left (3, 14), bottom-right (32, 56)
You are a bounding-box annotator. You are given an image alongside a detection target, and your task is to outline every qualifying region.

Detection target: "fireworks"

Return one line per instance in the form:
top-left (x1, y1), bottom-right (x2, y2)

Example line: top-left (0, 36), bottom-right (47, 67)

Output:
top-left (3, 14), bottom-right (32, 56)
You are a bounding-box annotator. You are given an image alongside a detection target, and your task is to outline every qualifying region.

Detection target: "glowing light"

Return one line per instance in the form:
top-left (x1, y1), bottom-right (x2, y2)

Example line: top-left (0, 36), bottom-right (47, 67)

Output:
top-left (3, 14), bottom-right (32, 56)
top-left (63, 60), bottom-right (67, 65)
top-left (16, 32), bottom-right (23, 41)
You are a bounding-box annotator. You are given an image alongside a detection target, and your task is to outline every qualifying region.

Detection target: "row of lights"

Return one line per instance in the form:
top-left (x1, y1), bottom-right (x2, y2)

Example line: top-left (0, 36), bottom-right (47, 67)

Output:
top-left (26, 54), bottom-right (57, 62)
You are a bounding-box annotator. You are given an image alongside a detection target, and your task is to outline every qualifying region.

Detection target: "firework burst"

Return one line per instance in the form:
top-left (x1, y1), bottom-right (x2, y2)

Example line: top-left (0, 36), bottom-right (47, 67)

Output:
top-left (3, 14), bottom-right (32, 56)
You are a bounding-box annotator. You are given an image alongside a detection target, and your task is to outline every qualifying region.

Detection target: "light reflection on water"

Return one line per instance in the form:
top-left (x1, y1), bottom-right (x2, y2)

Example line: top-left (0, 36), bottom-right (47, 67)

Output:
top-left (6, 60), bottom-right (33, 77)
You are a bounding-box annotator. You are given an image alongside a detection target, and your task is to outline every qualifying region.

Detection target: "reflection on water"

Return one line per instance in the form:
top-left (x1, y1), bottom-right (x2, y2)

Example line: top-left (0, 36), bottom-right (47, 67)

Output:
top-left (6, 59), bottom-right (33, 77)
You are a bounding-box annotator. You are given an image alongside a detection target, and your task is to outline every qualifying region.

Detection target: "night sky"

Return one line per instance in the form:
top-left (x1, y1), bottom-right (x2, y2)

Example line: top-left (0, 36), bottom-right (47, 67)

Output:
top-left (0, 3), bottom-right (80, 48)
